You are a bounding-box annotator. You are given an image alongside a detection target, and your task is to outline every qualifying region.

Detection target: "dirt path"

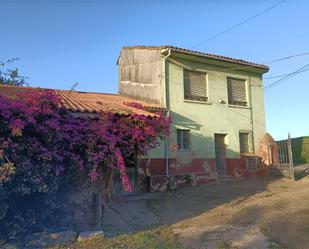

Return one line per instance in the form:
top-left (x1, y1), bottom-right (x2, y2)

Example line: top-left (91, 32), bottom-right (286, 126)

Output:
top-left (171, 178), bottom-right (309, 249)
top-left (103, 177), bottom-right (309, 249)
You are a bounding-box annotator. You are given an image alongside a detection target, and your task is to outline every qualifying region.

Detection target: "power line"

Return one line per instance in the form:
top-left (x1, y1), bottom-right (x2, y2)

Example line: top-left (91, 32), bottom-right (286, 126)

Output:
top-left (190, 0), bottom-right (285, 49)
top-left (219, 51), bottom-right (309, 72)
top-left (264, 68), bottom-right (309, 79)
top-left (262, 51), bottom-right (309, 64)
top-left (264, 63), bottom-right (309, 91)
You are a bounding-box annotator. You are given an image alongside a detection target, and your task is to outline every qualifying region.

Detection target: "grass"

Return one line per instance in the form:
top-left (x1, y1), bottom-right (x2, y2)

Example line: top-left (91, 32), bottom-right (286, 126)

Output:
top-left (50, 226), bottom-right (184, 249)
top-left (268, 240), bottom-right (288, 249)
top-left (259, 225), bottom-right (271, 237)
top-left (217, 240), bottom-right (230, 249)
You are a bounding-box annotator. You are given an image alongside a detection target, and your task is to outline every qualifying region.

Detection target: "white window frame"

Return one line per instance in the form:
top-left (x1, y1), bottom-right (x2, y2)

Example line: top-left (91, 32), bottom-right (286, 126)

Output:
top-left (177, 129), bottom-right (191, 151)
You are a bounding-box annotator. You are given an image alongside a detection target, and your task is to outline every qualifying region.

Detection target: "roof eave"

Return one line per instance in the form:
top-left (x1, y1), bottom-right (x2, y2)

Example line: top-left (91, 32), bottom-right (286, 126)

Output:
top-left (167, 47), bottom-right (269, 73)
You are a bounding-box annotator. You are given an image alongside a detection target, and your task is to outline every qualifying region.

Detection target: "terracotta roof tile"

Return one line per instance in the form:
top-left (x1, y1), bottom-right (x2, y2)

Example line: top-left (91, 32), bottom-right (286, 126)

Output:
top-left (0, 84), bottom-right (162, 117)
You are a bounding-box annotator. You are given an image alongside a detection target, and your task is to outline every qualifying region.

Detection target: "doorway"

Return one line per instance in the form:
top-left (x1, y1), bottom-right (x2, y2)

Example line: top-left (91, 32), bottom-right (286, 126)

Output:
top-left (215, 134), bottom-right (227, 176)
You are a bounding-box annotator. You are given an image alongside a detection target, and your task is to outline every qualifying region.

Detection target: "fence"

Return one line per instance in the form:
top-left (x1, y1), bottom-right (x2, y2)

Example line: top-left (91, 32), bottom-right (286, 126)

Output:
top-left (269, 133), bottom-right (295, 180)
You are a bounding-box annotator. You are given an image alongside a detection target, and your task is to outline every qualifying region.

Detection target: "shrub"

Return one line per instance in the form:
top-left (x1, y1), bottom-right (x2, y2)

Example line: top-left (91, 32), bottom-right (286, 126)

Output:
top-left (0, 89), bottom-right (170, 239)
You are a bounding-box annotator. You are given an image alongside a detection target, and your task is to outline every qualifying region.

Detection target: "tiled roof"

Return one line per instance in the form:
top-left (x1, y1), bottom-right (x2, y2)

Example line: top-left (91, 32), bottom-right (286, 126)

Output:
top-left (0, 84), bottom-right (162, 117)
top-left (121, 45), bottom-right (269, 72)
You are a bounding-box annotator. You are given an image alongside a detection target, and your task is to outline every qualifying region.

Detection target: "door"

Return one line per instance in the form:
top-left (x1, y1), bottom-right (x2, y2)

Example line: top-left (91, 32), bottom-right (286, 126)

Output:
top-left (215, 134), bottom-right (227, 175)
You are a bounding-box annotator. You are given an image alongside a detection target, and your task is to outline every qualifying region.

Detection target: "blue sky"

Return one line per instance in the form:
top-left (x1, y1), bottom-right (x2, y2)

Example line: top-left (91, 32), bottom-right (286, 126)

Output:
top-left (1, 0), bottom-right (308, 140)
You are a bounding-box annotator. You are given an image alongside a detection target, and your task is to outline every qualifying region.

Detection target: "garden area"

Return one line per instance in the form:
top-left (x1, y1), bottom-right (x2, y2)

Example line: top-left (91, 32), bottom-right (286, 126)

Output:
top-left (0, 88), bottom-right (170, 247)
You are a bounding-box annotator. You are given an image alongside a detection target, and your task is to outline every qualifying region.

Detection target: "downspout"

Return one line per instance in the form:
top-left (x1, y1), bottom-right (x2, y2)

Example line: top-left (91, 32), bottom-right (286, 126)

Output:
top-left (162, 48), bottom-right (171, 176)
top-left (249, 76), bottom-right (255, 153)
top-left (164, 110), bottom-right (170, 176)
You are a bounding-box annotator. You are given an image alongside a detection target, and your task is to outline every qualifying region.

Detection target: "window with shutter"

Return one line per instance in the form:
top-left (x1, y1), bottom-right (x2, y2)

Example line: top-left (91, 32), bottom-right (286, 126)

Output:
top-left (183, 69), bottom-right (207, 102)
top-left (177, 129), bottom-right (190, 151)
top-left (239, 132), bottom-right (250, 153)
top-left (227, 77), bottom-right (248, 106)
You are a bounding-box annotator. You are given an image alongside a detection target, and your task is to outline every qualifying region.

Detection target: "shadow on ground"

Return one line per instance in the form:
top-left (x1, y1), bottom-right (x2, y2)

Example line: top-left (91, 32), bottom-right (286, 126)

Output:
top-left (103, 176), bottom-right (309, 248)
top-left (102, 177), bottom-right (276, 236)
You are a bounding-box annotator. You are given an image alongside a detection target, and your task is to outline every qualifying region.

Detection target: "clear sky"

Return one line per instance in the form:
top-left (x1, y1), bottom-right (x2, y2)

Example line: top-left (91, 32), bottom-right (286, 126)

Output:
top-left (1, 0), bottom-right (308, 140)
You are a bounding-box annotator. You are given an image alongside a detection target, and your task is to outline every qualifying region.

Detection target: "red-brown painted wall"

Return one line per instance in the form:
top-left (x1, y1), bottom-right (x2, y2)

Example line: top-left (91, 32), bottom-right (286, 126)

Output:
top-left (148, 157), bottom-right (268, 178)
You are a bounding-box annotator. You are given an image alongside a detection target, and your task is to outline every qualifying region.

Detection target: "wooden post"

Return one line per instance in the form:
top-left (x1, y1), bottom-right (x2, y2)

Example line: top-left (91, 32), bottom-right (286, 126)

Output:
top-left (287, 133), bottom-right (295, 180)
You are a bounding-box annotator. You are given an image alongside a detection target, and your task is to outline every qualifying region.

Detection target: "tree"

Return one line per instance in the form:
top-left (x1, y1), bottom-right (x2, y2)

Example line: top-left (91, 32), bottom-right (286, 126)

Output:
top-left (0, 58), bottom-right (28, 86)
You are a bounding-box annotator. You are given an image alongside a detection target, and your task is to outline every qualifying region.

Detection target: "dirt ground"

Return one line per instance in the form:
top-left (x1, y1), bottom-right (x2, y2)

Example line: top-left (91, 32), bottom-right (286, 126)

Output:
top-left (103, 176), bottom-right (309, 249)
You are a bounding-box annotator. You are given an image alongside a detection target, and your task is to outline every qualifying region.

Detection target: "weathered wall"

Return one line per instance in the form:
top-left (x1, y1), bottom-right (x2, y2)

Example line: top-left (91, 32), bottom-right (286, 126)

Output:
top-left (118, 48), bottom-right (164, 105)
top-left (149, 54), bottom-right (266, 166)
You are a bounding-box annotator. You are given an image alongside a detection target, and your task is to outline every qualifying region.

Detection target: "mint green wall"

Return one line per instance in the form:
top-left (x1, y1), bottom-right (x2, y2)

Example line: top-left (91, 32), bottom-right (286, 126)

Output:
top-left (149, 55), bottom-right (266, 159)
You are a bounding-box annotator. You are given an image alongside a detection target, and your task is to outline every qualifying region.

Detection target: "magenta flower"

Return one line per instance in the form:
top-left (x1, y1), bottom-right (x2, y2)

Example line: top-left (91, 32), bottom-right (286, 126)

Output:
top-left (89, 168), bottom-right (99, 182)
top-left (9, 119), bottom-right (25, 136)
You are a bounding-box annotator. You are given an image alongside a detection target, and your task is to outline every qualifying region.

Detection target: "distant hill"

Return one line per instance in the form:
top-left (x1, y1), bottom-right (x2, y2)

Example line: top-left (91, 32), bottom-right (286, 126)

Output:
top-left (290, 136), bottom-right (309, 164)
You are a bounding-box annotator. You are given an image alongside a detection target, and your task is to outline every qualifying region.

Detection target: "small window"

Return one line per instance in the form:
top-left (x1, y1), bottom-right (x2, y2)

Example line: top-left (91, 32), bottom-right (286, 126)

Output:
top-left (177, 129), bottom-right (190, 151)
top-left (227, 77), bottom-right (247, 106)
top-left (184, 69), bottom-right (207, 102)
top-left (239, 132), bottom-right (250, 153)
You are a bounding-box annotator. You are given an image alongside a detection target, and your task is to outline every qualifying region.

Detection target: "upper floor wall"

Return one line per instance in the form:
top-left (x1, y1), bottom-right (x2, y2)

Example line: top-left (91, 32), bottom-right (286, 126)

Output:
top-left (117, 47), bottom-right (165, 105)
top-left (117, 46), bottom-right (268, 107)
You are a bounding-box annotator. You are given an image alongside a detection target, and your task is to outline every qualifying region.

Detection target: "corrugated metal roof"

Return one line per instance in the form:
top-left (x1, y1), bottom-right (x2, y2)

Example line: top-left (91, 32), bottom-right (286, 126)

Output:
top-left (120, 45), bottom-right (269, 72)
top-left (0, 84), bottom-right (162, 117)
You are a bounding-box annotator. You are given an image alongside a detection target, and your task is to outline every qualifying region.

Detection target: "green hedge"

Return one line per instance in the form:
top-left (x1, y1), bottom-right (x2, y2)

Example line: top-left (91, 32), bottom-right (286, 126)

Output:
top-left (291, 136), bottom-right (309, 164)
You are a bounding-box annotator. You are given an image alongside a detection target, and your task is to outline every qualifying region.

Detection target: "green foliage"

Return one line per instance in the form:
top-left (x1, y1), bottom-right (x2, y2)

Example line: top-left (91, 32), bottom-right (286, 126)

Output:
top-left (218, 240), bottom-right (230, 249)
top-left (0, 58), bottom-right (27, 86)
top-left (184, 174), bottom-right (192, 184)
top-left (52, 227), bottom-right (184, 249)
top-left (291, 136), bottom-right (309, 164)
top-left (259, 225), bottom-right (271, 237)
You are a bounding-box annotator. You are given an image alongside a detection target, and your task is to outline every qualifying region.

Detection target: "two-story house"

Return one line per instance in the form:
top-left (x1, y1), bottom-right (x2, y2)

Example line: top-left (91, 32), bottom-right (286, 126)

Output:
top-left (117, 45), bottom-right (270, 191)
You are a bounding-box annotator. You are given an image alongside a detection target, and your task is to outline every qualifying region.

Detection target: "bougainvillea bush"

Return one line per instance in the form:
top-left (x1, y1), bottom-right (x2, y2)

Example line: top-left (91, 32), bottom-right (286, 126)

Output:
top-left (0, 89), bottom-right (170, 239)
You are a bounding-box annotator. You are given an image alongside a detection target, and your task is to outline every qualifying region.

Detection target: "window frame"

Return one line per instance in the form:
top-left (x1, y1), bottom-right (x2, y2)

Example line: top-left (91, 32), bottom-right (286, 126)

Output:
top-left (177, 129), bottom-right (191, 152)
top-left (183, 69), bottom-right (208, 103)
top-left (227, 77), bottom-right (248, 107)
top-left (239, 131), bottom-right (251, 154)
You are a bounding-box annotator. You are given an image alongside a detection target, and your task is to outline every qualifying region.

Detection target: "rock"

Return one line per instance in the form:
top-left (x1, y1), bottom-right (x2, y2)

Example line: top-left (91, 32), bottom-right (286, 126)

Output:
top-left (1, 243), bottom-right (19, 249)
top-left (62, 186), bottom-right (105, 229)
top-left (77, 230), bottom-right (104, 241)
top-left (0, 203), bottom-right (9, 220)
top-left (26, 230), bottom-right (77, 248)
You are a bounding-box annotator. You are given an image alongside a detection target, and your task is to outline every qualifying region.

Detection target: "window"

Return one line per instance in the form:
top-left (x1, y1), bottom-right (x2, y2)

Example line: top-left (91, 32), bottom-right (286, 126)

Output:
top-left (184, 69), bottom-right (207, 102)
top-left (239, 132), bottom-right (250, 153)
top-left (177, 129), bottom-right (190, 151)
top-left (227, 77), bottom-right (247, 106)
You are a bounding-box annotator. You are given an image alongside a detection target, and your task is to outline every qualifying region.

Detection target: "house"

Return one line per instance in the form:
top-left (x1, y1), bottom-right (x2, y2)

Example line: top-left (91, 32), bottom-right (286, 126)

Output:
top-left (117, 45), bottom-right (270, 190)
top-left (0, 45), bottom-right (271, 193)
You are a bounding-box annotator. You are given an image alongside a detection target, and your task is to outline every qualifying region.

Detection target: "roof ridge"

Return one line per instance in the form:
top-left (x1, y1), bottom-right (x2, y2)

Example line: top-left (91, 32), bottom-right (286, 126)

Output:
top-left (0, 84), bottom-right (119, 96)
top-left (121, 45), bottom-right (269, 71)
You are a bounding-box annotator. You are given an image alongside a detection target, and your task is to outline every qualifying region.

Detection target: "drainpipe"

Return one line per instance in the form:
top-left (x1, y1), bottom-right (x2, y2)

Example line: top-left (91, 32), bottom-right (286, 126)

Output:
top-left (162, 48), bottom-right (171, 176)
top-left (249, 76), bottom-right (255, 153)
top-left (164, 111), bottom-right (170, 176)
top-left (162, 48), bottom-right (171, 108)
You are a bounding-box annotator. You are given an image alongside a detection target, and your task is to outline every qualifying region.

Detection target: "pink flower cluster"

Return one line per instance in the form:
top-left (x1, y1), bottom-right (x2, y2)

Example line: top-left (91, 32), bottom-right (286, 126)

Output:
top-left (0, 89), bottom-right (170, 193)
